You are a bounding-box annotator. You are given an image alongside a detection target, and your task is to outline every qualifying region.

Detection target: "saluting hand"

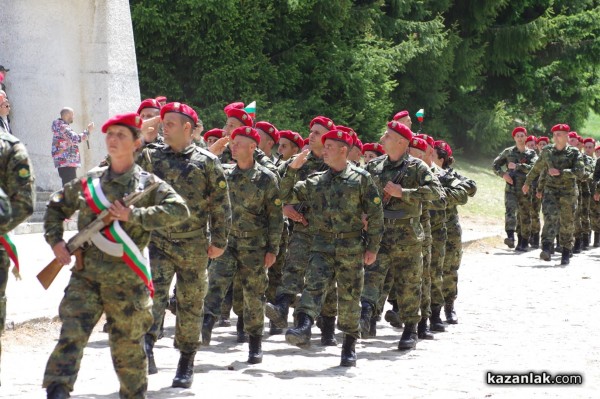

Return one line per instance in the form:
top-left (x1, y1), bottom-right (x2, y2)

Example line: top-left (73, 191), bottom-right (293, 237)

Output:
top-left (384, 181), bottom-right (403, 198)
top-left (141, 116), bottom-right (160, 142)
top-left (109, 200), bottom-right (132, 222)
top-left (289, 149), bottom-right (309, 170)
top-left (52, 241), bottom-right (72, 266)
top-left (209, 136), bottom-right (230, 156)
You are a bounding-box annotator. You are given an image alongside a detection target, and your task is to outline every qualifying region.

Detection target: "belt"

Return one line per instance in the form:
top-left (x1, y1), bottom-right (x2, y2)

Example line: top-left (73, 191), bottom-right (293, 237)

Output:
top-left (230, 229), bottom-right (266, 238)
top-left (383, 217), bottom-right (414, 226)
top-left (383, 209), bottom-right (407, 219)
top-left (317, 230), bottom-right (362, 239)
top-left (155, 228), bottom-right (205, 240)
top-left (430, 222), bottom-right (446, 232)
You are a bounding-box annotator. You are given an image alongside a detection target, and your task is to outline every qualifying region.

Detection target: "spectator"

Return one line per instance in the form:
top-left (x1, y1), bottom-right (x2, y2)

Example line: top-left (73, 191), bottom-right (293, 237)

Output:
top-left (51, 107), bottom-right (94, 186)
top-left (0, 90), bottom-right (11, 134)
top-left (0, 66), bottom-right (8, 92)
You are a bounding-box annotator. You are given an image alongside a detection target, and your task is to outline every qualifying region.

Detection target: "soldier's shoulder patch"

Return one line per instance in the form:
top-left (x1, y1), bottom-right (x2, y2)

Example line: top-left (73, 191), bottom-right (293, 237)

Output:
top-left (373, 196), bottom-right (381, 205)
top-left (218, 180), bottom-right (227, 189)
top-left (50, 191), bottom-right (63, 203)
top-left (17, 165), bottom-right (30, 179)
top-left (274, 198), bottom-right (282, 206)
top-left (424, 174), bottom-right (432, 182)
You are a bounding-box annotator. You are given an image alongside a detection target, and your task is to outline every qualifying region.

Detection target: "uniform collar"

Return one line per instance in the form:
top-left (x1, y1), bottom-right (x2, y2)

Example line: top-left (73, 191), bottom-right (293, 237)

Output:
top-left (161, 143), bottom-right (196, 155)
top-left (326, 162), bottom-right (352, 180)
top-left (104, 164), bottom-right (139, 186)
top-left (383, 152), bottom-right (409, 168)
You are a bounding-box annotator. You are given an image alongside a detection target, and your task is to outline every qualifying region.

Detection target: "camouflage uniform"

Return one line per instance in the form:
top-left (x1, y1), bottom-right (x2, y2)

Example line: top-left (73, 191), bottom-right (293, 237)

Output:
top-left (0, 128), bottom-right (35, 358)
top-left (492, 146), bottom-right (537, 240)
top-left (281, 162), bottom-right (384, 338)
top-left (139, 144), bottom-right (231, 352)
top-left (579, 153), bottom-right (594, 242)
top-left (203, 161), bottom-right (283, 336)
top-left (362, 154), bottom-right (440, 328)
top-left (43, 164), bottom-right (189, 398)
top-left (525, 144), bottom-right (584, 250)
top-left (591, 159), bottom-right (600, 240)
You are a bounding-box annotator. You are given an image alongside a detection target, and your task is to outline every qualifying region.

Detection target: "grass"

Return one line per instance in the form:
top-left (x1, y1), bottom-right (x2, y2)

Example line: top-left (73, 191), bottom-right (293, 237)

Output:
top-left (582, 111), bottom-right (600, 139)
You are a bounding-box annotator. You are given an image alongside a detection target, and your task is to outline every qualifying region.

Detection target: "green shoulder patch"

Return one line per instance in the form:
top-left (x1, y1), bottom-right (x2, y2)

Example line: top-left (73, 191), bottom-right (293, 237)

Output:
top-left (424, 174), bottom-right (432, 182)
top-left (274, 198), bottom-right (282, 206)
top-left (17, 165), bottom-right (30, 179)
top-left (373, 196), bottom-right (381, 205)
top-left (218, 180), bottom-right (227, 189)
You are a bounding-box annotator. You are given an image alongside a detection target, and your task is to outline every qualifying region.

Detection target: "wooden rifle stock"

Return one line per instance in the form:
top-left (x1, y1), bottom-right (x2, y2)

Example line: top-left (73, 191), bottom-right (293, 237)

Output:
top-left (36, 258), bottom-right (64, 290)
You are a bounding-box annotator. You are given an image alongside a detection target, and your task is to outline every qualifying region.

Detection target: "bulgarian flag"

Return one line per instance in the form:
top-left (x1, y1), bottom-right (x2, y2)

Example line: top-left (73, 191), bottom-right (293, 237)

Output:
top-left (244, 101), bottom-right (256, 119)
top-left (81, 176), bottom-right (154, 297)
top-left (0, 234), bottom-right (20, 280)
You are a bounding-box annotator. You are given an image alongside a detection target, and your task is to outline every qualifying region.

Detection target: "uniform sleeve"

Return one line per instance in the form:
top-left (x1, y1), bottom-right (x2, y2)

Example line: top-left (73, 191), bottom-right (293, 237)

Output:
top-left (264, 177), bottom-right (284, 255)
top-left (492, 149), bottom-right (508, 177)
top-left (525, 150), bottom-right (547, 186)
top-left (129, 181), bottom-right (190, 230)
top-left (205, 158), bottom-right (232, 249)
top-left (44, 181), bottom-right (81, 247)
top-left (402, 164), bottom-right (440, 202)
top-left (561, 151), bottom-right (585, 180)
top-left (0, 187), bottom-right (13, 228)
top-left (428, 173), bottom-right (447, 210)
top-left (362, 174), bottom-right (384, 254)
top-left (0, 142), bottom-right (35, 235)
top-left (280, 167), bottom-right (301, 203)
top-left (516, 151), bottom-right (538, 174)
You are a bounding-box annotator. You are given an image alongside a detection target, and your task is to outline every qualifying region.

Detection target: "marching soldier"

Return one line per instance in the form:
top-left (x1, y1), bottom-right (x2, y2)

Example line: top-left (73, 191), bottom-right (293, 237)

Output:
top-left (281, 129), bottom-right (383, 367)
top-left (579, 137), bottom-right (595, 250)
top-left (140, 103), bottom-right (231, 388)
top-left (255, 121), bottom-right (280, 163)
top-left (523, 124), bottom-right (584, 265)
top-left (362, 143), bottom-right (386, 163)
top-left (42, 113), bottom-right (189, 399)
top-left (277, 130), bottom-right (303, 163)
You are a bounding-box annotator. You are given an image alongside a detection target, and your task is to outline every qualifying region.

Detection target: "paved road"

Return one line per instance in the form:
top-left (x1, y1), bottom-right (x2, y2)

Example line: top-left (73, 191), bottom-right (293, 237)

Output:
top-left (1, 234), bottom-right (598, 398)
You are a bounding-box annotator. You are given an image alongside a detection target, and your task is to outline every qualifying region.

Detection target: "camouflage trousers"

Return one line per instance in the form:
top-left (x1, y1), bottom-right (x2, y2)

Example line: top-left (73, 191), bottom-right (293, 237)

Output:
top-left (0, 251), bottom-right (9, 334)
top-left (420, 238), bottom-right (433, 318)
top-left (266, 230), bottom-right (288, 303)
top-left (579, 192), bottom-right (591, 235)
top-left (591, 198), bottom-right (600, 232)
top-left (530, 192), bottom-right (542, 235)
top-left (276, 229), bottom-right (337, 317)
top-left (442, 220), bottom-right (462, 304)
top-left (541, 188), bottom-right (577, 249)
top-left (204, 246), bottom-right (268, 336)
top-left (430, 226), bottom-right (447, 307)
top-left (296, 248), bottom-right (364, 339)
top-left (43, 266), bottom-right (153, 398)
top-left (147, 238), bottom-right (208, 353)
top-left (505, 188), bottom-right (532, 238)
top-left (573, 190), bottom-right (583, 237)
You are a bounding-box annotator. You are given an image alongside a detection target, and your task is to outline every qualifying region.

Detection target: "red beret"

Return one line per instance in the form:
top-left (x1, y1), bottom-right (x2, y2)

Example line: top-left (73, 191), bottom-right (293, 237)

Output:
top-left (551, 124), bottom-right (570, 133)
top-left (362, 143), bottom-right (385, 156)
top-left (584, 137), bottom-right (595, 144)
top-left (354, 138), bottom-right (363, 152)
top-left (255, 121), bottom-right (279, 143)
top-left (416, 133), bottom-right (435, 148)
top-left (387, 120), bottom-right (413, 141)
top-left (577, 135), bottom-right (584, 143)
top-left (525, 135), bottom-right (536, 144)
top-left (231, 126), bottom-right (260, 144)
top-left (279, 130), bottom-right (304, 149)
top-left (223, 102), bottom-right (245, 114)
top-left (537, 136), bottom-right (549, 144)
top-left (160, 102), bottom-right (199, 125)
top-left (393, 110), bottom-right (409, 120)
top-left (434, 140), bottom-right (453, 157)
top-left (310, 116), bottom-right (335, 130)
top-left (568, 131), bottom-right (578, 139)
top-left (203, 128), bottom-right (224, 141)
top-left (596, 145), bottom-right (600, 152)
top-left (304, 138), bottom-right (310, 146)
top-left (410, 137), bottom-right (428, 152)
top-left (512, 127), bottom-right (527, 137)
top-left (155, 96), bottom-right (167, 102)
top-left (225, 107), bottom-right (253, 127)
top-left (102, 112), bottom-right (142, 133)
top-left (137, 98), bottom-right (161, 114)
top-left (321, 129), bottom-right (353, 147)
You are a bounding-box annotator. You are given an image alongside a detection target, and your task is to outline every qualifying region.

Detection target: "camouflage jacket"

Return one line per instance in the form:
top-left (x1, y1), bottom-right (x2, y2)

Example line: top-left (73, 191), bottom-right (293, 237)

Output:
top-left (0, 187), bottom-right (11, 227)
top-left (44, 164), bottom-right (189, 252)
top-left (428, 164), bottom-right (450, 231)
top-left (139, 143), bottom-right (232, 249)
top-left (581, 153), bottom-right (594, 195)
top-left (0, 129), bottom-right (35, 235)
top-left (442, 168), bottom-right (477, 221)
top-left (223, 161), bottom-right (283, 255)
top-left (525, 144), bottom-right (584, 193)
top-left (281, 162), bottom-right (384, 254)
top-left (278, 151), bottom-right (327, 235)
top-left (220, 146), bottom-right (280, 178)
top-left (592, 157), bottom-right (600, 195)
top-left (492, 146), bottom-right (537, 191)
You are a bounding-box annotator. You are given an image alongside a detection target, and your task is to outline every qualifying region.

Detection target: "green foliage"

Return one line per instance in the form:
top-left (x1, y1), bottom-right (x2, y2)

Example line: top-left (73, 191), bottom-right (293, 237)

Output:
top-left (130, 0), bottom-right (600, 153)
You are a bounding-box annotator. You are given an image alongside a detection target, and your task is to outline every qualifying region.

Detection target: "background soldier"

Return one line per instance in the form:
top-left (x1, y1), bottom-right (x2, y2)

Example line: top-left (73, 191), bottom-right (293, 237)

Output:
top-left (523, 124), bottom-right (584, 265)
top-left (579, 137), bottom-right (595, 250)
top-left (493, 127), bottom-right (538, 250)
top-left (281, 129), bottom-right (383, 367)
top-left (42, 113), bottom-right (189, 399)
top-left (140, 102), bottom-right (231, 388)
top-left (362, 143), bottom-right (386, 163)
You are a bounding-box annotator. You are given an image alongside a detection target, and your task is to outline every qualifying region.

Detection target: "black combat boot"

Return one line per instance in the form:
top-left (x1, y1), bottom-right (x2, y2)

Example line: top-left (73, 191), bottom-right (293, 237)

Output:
top-left (265, 293), bottom-right (294, 329)
top-left (340, 334), bottom-right (357, 367)
top-left (594, 231), bottom-right (600, 247)
top-left (248, 335), bottom-right (263, 364)
top-left (320, 316), bottom-right (337, 346)
top-left (236, 318), bottom-right (248, 343)
top-left (531, 233), bottom-right (540, 249)
top-left (269, 320), bottom-right (283, 335)
top-left (561, 248), bottom-right (570, 265)
top-left (398, 323), bottom-right (417, 350)
top-left (47, 383), bottom-right (70, 399)
top-left (359, 301), bottom-right (373, 338)
top-left (540, 242), bottom-right (552, 261)
top-left (370, 315), bottom-right (378, 337)
top-left (144, 334), bottom-right (158, 375)
top-left (582, 234), bottom-right (590, 251)
top-left (504, 230), bottom-right (515, 248)
top-left (555, 236), bottom-right (561, 252)
top-left (515, 236), bottom-right (529, 252)
top-left (573, 238), bottom-right (582, 254)
top-left (444, 301), bottom-right (458, 324)
top-left (384, 309), bottom-right (402, 328)
top-left (429, 305), bottom-right (446, 332)
top-left (201, 314), bottom-right (217, 346)
top-left (417, 317), bottom-right (434, 340)
top-left (285, 312), bottom-right (313, 348)
top-left (172, 351), bottom-right (196, 388)
top-left (168, 292), bottom-right (177, 315)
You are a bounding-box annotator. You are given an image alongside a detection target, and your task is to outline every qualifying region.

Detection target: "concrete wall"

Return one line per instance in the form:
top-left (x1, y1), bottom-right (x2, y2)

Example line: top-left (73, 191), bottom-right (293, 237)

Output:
top-left (0, 0), bottom-right (141, 191)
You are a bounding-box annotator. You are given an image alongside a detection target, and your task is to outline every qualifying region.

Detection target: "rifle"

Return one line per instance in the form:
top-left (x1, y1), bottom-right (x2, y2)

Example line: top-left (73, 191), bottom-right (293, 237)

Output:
top-left (37, 172), bottom-right (160, 290)
top-left (383, 156), bottom-right (411, 207)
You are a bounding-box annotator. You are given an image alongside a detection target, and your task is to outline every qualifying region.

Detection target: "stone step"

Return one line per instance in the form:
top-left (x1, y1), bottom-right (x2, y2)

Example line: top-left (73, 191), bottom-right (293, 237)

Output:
top-left (13, 220), bottom-right (77, 235)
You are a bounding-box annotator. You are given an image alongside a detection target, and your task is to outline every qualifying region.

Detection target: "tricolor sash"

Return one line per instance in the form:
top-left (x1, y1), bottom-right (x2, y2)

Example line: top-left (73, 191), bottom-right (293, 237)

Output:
top-left (0, 234), bottom-right (20, 279)
top-left (81, 176), bottom-right (154, 297)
